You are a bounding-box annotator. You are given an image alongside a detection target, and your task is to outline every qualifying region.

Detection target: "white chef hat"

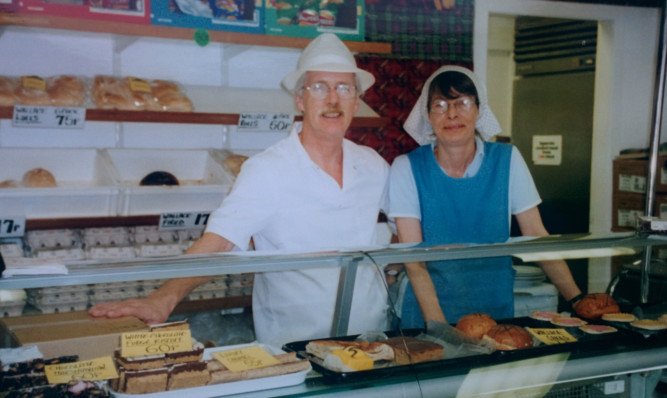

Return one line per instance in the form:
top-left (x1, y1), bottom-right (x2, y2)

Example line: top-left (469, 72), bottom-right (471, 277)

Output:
top-left (281, 33), bottom-right (375, 94)
top-left (403, 65), bottom-right (501, 145)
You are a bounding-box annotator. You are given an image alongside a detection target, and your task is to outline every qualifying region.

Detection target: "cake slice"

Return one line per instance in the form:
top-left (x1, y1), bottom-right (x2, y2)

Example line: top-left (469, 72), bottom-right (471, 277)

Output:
top-left (380, 336), bottom-right (444, 365)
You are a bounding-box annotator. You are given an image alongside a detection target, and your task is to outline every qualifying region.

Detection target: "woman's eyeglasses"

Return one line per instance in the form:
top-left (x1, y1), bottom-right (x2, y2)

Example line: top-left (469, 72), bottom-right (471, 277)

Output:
top-left (430, 97), bottom-right (476, 114)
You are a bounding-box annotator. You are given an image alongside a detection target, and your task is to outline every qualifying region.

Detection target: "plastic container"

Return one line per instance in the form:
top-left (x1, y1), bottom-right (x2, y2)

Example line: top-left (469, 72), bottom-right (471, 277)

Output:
top-left (103, 148), bottom-right (233, 216)
top-left (0, 148), bottom-right (120, 218)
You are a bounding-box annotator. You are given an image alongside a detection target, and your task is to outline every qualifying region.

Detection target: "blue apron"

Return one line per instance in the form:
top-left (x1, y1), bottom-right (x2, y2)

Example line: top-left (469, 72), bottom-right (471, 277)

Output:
top-left (400, 142), bottom-right (515, 328)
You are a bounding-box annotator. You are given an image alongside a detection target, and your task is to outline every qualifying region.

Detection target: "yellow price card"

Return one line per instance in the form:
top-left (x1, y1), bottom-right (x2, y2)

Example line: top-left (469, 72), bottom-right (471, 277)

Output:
top-left (212, 345), bottom-right (280, 372)
top-left (121, 329), bottom-right (192, 358)
top-left (22, 75), bottom-right (46, 91)
top-left (127, 77), bottom-right (152, 93)
top-left (45, 356), bottom-right (118, 384)
top-left (527, 327), bottom-right (578, 345)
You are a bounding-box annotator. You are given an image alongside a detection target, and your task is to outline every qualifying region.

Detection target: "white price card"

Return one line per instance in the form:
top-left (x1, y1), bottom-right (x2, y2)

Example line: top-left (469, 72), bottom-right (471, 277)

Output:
top-left (238, 113), bottom-right (293, 133)
top-left (13, 106), bottom-right (86, 129)
top-left (0, 217), bottom-right (26, 238)
top-left (159, 212), bottom-right (210, 230)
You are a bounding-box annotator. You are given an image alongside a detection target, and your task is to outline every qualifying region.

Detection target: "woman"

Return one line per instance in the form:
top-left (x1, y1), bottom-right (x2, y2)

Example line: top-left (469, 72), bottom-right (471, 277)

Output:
top-left (389, 65), bottom-right (584, 328)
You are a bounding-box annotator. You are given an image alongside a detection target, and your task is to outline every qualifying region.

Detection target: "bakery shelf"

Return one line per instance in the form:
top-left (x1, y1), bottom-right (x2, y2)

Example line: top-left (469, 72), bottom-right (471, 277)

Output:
top-left (0, 85), bottom-right (387, 128)
top-left (0, 12), bottom-right (392, 54)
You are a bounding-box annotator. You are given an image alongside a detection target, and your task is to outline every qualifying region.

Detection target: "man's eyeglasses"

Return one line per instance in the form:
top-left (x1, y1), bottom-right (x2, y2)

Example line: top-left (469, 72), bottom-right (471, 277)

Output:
top-left (430, 97), bottom-right (476, 114)
top-left (304, 82), bottom-right (357, 99)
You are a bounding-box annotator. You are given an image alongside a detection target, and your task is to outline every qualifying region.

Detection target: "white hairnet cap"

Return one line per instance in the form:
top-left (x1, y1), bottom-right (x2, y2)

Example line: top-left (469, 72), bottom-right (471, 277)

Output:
top-left (281, 33), bottom-right (375, 94)
top-left (403, 65), bottom-right (501, 145)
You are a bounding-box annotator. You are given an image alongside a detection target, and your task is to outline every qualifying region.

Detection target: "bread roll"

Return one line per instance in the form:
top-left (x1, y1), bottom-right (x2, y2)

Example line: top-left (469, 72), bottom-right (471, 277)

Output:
top-left (22, 168), bottom-right (56, 188)
top-left (224, 154), bottom-right (249, 176)
top-left (16, 76), bottom-right (50, 106)
top-left (483, 324), bottom-right (533, 350)
top-left (0, 179), bottom-right (19, 188)
top-left (456, 313), bottom-right (497, 340)
top-left (93, 75), bottom-right (134, 110)
top-left (157, 93), bottom-right (193, 112)
top-left (0, 76), bottom-right (17, 106)
top-left (140, 171), bottom-right (179, 186)
top-left (47, 75), bottom-right (85, 107)
top-left (574, 293), bottom-right (620, 320)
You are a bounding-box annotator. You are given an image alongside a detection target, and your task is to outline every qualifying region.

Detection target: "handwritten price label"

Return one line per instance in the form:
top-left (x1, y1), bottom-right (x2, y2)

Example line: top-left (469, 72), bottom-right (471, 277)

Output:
top-left (526, 327), bottom-right (578, 345)
top-left (212, 345), bottom-right (279, 372)
top-left (12, 106), bottom-right (85, 129)
top-left (45, 357), bottom-right (118, 384)
top-left (121, 330), bottom-right (193, 358)
top-left (238, 113), bottom-right (293, 133)
top-left (158, 212), bottom-right (210, 230)
top-left (0, 217), bottom-right (25, 238)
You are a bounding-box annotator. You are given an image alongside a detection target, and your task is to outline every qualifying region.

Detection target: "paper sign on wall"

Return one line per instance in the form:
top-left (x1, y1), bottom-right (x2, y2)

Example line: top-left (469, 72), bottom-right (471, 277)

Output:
top-left (532, 135), bottom-right (562, 166)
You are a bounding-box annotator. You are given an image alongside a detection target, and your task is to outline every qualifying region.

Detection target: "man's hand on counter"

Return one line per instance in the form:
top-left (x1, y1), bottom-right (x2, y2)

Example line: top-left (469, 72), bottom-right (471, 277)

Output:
top-left (88, 297), bottom-right (171, 325)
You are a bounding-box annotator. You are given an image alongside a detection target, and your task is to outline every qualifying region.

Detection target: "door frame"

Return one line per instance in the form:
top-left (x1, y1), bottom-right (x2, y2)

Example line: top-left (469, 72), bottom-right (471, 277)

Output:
top-left (474, 0), bottom-right (660, 235)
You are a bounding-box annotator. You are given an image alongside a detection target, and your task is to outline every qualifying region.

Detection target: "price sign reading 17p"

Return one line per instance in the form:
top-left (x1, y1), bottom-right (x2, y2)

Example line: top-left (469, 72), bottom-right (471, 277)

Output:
top-left (13, 106), bottom-right (86, 129)
top-left (0, 217), bottom-right (25, 238)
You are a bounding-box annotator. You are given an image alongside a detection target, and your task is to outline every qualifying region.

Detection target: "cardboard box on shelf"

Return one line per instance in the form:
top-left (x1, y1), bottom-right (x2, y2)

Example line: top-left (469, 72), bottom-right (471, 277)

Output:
top-left (611, 191), bottom-right (667, 232)
top-left (0, 311), bottom-right (148, 360)
top-left (612, 192), bottom-right (644, 232)
top-left (612, 155), bottom-right (667, 195)
top-left (265, 0), bottom-right (364, 41)
top-left (20, 0), bottom-right (150, 24)
top-left (151, 0), bottom-right (264, 34)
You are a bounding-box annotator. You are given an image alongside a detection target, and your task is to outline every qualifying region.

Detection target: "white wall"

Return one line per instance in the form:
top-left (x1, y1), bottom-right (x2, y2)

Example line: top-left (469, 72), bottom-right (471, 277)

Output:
top-left (0, 27), bottom-right (300, 151)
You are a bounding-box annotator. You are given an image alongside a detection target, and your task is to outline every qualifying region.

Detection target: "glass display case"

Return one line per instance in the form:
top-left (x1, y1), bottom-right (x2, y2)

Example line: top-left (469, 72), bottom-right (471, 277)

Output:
top-left (1, 231), bottom-right (667, 397)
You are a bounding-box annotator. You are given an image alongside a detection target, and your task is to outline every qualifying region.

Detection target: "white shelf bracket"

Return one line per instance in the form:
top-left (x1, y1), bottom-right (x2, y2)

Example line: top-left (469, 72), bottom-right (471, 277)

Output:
top-left (220, 43), bottom-right (250, 86)
top-left (112, 36), bottom-right (140, 75)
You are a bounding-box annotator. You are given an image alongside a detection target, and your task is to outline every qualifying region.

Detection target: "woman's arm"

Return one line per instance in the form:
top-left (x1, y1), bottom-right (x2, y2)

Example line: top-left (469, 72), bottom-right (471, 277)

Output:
top-left (515, 207), bottom-right (582, 302)
top-left (396, 217), bottom-right (447, 324)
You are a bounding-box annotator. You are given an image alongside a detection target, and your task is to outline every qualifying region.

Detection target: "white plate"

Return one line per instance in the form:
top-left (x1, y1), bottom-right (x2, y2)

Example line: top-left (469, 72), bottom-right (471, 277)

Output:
top-left (110, 343), bottom-right (310, 398)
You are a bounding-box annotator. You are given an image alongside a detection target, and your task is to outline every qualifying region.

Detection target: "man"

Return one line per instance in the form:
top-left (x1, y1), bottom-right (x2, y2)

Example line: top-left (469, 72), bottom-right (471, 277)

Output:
top-left (89, 33), bottom-right (391, 348)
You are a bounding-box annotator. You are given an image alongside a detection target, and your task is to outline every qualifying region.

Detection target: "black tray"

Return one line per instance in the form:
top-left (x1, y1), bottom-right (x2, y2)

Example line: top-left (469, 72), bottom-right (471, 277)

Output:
top-left (282, 317), bottom-right (636, 384)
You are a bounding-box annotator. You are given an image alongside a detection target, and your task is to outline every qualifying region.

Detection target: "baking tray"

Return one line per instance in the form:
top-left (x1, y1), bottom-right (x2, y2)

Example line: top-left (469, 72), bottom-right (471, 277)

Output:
top-left (110, 343), bottom-right (311, 398)
top-left (283, 317), bottom-right (636, 384)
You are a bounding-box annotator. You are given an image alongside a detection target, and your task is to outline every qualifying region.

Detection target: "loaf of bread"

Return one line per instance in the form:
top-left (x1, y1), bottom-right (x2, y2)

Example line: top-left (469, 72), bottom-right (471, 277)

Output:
top-left (456, 313), bottom-right (497, 340)
top-left (574, 293), bottom-right (620, 320)
top-left (483, 324), bottom-right (533, 350)
top-left (380, 336), bottom-right (444, 365)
